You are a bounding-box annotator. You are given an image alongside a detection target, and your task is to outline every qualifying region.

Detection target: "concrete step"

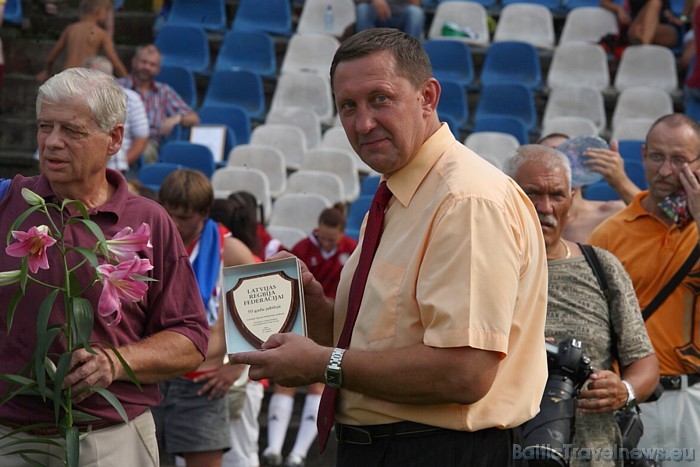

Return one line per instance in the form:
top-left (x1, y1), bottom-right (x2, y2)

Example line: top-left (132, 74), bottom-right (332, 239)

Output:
top-left (0, 115), bottom-right (37, 154)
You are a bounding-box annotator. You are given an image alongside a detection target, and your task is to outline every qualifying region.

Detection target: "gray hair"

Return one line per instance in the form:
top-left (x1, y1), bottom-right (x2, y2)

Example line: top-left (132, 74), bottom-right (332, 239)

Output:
top-left (505, 144), bottom-right (572, 189)
top-left (36, 67), bottom-right (126, 132)
top-left (84, 55), bottom-right (113, 75)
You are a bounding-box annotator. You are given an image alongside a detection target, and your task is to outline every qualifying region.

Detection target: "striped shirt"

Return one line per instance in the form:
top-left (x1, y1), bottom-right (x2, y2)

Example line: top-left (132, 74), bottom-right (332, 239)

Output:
top-left (109, 88), bottom-right (149, 171)
top-left (118, 76), bottom-right (193, 140)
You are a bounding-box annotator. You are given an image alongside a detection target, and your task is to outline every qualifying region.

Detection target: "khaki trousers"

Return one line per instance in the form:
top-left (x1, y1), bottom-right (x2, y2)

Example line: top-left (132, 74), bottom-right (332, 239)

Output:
top-left (0, 410), bottom-right (159, 466)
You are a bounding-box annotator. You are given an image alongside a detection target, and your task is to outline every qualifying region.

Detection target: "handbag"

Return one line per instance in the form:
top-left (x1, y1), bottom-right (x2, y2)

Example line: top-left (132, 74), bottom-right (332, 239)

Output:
top-left (579, 245), bottom-right (646, 460)
top-left (614, 406), bottom-right (644, 450)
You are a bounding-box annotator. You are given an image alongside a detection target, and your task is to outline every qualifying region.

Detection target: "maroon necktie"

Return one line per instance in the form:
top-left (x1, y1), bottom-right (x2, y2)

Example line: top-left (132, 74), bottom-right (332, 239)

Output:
top-left (316, 181), bottom-right (393, 452)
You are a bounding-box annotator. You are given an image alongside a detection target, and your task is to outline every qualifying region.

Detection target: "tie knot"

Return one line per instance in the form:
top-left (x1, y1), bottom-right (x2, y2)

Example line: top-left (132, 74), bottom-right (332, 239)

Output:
top-left (374, 181), bottom-right (393, 209)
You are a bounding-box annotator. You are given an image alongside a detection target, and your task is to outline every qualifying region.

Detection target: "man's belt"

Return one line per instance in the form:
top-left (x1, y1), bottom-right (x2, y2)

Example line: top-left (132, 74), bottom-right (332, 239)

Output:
top-left (659, 374), bottom-right (700, 390)
top-left (0, 419), bottom-right (121, 437)
top-left (335, 421), bottom-right (448, 445)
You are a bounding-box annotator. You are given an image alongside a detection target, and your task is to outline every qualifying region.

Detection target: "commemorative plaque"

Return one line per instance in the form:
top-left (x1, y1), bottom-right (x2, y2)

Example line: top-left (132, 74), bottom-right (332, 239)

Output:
top-left (223, 257), bottom-right (306, 353)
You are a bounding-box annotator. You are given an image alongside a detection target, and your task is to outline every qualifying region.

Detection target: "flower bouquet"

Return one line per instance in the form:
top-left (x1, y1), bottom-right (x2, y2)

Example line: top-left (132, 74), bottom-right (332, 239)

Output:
top-left (0, 188), bottom-right (154, 466)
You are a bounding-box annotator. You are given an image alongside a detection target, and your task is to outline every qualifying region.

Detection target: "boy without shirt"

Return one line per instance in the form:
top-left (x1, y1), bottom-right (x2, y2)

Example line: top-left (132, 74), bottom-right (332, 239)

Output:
top-left (36, 0), bottom-right (127, 82)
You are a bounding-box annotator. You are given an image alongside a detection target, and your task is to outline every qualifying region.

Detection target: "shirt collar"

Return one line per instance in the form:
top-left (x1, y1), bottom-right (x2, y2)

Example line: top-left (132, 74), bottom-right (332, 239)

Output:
top-left (385, 123), bottom-right (455, 208)
top-left (624, 191), bottom-right (651, 222)
top-left (32, 169), bottom-right (130, 221)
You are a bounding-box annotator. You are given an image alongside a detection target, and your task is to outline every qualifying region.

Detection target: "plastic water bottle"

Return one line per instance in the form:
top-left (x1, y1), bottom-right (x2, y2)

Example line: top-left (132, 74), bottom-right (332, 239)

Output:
top-left (324, 4), bottom-right (334, 33)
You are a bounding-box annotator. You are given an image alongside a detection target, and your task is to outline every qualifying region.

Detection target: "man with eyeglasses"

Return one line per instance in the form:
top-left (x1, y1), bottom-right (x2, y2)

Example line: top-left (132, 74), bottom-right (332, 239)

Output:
top-left (589, 113), bottom-right (700, 465)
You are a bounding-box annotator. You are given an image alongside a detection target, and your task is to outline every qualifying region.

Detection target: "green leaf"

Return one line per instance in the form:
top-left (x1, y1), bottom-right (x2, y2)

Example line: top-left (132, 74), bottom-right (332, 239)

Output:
top-left (131, 274), bottom-right (158, 283)
top-left (65, 426), bottom-right (79, 467)
top-left (62, 198), bottom-right (89, 219)
top-left (19, 452), bottom-right (64, 467)
top-left (6, 205), bottom-right (46, 244)
top-left (89, 387), bottom-right (129, 423)
top-left (70, 297), bottom-right (94, 351)
top-left (19, 259), bottom-right (28, 294)
top-left (35, 289), bottom-right (59, 399)
top-left (98, 341), bottom-right (141, 390)
top-left (70, 410), bottom-right (100, 423)
top-left (53, 352), bottom-right (72, 422)
top-left (70, 246), bottom-right (100, 270)
top-left (5, 288), bottom-right (24, 334)
top-left (75, 218), bottom-right (108, 253)
top-left (0, 374), bottom-right (36, 387)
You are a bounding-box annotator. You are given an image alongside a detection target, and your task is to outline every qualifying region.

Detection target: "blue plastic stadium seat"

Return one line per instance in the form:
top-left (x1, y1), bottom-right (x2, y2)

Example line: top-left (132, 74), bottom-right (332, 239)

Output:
top-left (3, 0), bottom-right (23, 24)
top-left (166, 0), bottom-right (227, 32)
top-left (345, 194), bottom-right (374, 240)
top-left (159, 141), bottom-right (216, 178)
top-left (232, 0), bottom-right (292, 36)
top-left (154, 25), bottom-right (210, 74)
top-left (214, 30), bottom-right (277, 78)
top-left (138, 162), bottom-right (184, 193)
top-left (424, 39), bottom-right (475, 89)
top-left (203, 70), bottom-right (266, 120)
top-left (437, 79), bottom-right (469, 130)
top-left (616, 140), bottom-right (644, 162)
top-left (480, 41), bottom-right (542, 91)
top-left (472, 115), bottom-right (530, 145)
top-left (474, 83), bottom-right (537, 133)
top-left (155, 65), bottom-right (197, 109)
top-left (198, 104), bottom-right (252, 147)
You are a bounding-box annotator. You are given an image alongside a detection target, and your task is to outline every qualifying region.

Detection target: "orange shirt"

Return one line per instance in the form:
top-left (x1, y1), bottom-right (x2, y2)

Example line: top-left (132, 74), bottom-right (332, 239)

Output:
top-left (334, 124), bottom-right (549, 429)
top-left (589, 191), bottom-right (700, 375)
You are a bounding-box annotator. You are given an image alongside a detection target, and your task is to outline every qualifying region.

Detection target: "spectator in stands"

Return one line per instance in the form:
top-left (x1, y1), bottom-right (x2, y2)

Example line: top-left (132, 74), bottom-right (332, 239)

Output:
top-left (118, 44), bottom-right (200, 164)
top-left (588, 114), bottom-right (700, 466)
top-left (155, 170), bottom-right (255, 467)
top-left (601, 0), bottom-right (683, 47)
top-left (538, 133), bottom-right (640, 243)
top-left (231, 191), bottom-right (284, 260)
top-left (85, 55), bottom-right (148, 175)
top-left (211, 195), bottom-right (263, 261)
top-left (35, 0), bottom-right (128, 82)
top-left (259, 205), bottom-right (358, 467)
top-left (355, 0), bottom-right (425, 39)
top-left (507, 145), bottom-right (659, 467)
top-left (209, 196), bottom-right (268, 467)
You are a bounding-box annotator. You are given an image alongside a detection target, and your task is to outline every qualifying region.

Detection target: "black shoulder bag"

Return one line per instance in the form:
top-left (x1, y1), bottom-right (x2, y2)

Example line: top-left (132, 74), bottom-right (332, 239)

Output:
top-left (578, 244), bottom-right (645, 456)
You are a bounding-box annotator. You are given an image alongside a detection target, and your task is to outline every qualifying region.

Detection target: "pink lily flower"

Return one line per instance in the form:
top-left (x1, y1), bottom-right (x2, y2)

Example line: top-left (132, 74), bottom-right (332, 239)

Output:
top-left (96, 257), bottom-right (154, 326)
top-left (6, 225), bottom-right (57, 274)
top-left (105, 223), bottom-right (152, 261)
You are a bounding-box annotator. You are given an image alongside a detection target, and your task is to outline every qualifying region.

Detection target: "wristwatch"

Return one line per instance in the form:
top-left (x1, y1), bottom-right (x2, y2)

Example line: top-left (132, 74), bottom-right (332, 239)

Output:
top-left (324, 348), bottom-right (346, 389)
top-left (621, 380), bottom-right (637, 410)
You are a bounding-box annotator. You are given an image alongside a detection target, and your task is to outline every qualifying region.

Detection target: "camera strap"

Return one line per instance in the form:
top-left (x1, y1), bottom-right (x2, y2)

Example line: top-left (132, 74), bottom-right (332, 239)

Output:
top-left (579, 244), bottom-right (610, 300)
top-left (640, 245), bottom-right (700, 322)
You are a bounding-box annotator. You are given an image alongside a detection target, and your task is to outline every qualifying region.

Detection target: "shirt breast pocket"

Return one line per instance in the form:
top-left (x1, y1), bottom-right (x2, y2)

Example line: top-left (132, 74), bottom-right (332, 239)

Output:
top-left (361, 261), bottom-right (405, 343)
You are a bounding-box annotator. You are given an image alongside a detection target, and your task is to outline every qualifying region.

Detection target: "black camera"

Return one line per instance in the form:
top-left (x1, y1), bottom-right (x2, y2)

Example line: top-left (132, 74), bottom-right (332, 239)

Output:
top-left (521, 338), bottom-right (593, 467)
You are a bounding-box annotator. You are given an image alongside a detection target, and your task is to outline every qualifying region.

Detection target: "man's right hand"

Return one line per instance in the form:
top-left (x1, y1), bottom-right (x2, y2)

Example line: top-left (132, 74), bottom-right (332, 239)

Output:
top-left (159, 114), bottom-right (182, 136)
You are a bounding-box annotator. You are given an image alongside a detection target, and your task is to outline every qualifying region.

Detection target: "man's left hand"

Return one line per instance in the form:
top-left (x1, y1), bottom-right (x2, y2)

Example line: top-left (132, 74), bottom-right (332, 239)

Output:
top-left (194, 364), bottom-right (245, 400)
top-left (62, 348), bottom-right (118, 403)
top-left (229, 333), bottom-right (329, 388)
top-left (577, 370), bottom-right (627, 413)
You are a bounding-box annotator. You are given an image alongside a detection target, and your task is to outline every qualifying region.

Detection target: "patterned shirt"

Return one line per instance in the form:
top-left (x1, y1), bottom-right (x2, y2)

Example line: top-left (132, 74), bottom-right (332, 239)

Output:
top-left (118, 75), bottom-right (193, 140)
top-left (547, 248), bottom-right (655, 467)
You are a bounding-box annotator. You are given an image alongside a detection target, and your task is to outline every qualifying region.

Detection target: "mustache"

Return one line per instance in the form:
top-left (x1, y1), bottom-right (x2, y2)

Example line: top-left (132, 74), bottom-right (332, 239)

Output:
top-left (538, 213), bottom-right (558, 228)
